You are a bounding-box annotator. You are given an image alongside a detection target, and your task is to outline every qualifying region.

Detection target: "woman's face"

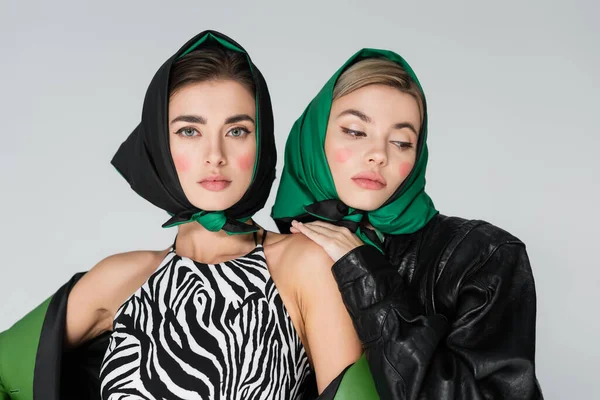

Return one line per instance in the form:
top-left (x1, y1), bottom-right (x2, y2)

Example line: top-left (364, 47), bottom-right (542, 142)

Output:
top-left (324, 84), bottom-right (421, 211)
top-left (169, 80), bottom-right (256, 211)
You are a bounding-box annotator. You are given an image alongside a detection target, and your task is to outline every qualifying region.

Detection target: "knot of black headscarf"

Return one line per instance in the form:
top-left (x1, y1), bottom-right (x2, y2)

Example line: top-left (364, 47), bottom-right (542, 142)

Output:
top-left (301, 200), bottom-right (385, 249)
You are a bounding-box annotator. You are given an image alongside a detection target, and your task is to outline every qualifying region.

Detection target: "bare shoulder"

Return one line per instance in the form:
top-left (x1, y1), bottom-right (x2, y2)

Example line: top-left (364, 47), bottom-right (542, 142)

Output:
top-left (85, 250), bottom-right (167, 283)
top-left (73, 249), bottom-right (168, 311)
top-left (65, 248), bottom-right (168, 347)
top-left (265, 232), bottom-right (334, 275)
top-left (264, 232), bottom-right (337, 308)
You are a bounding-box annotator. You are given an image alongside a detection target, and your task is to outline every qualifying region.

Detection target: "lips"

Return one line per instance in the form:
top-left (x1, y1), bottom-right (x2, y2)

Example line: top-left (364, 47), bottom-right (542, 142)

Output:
top-left (198, 175), bottom-right (232, 192)
top-left (351, 171), bottom-right (387, 190)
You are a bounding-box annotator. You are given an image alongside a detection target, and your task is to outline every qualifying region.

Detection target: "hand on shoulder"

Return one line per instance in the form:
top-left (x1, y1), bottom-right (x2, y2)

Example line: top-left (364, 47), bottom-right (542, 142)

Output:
top-left (290, 220), bottom-right (364, 262)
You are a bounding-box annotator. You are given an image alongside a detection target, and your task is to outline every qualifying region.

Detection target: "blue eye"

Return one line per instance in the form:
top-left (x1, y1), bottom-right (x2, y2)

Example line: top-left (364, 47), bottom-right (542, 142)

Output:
top-left (227, 127), bottom-right (251, 137)
top-left (176, 127), bottom-right (200, 137)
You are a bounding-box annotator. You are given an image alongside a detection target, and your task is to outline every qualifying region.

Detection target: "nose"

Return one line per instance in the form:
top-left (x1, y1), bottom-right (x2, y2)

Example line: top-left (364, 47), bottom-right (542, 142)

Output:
top-left (204, 138), bottom-right (226, 166)
top-left (364, 141), bottom-right (388, 166)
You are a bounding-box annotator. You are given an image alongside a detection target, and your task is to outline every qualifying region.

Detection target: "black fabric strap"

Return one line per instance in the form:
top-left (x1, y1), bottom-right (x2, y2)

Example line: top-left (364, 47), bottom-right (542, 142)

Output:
top-left (34, 273), bottom-right (85, 399)
top-left (315, 364), bottom-right (353, 400)
top-left (261, 229), bottom-right (268, 245)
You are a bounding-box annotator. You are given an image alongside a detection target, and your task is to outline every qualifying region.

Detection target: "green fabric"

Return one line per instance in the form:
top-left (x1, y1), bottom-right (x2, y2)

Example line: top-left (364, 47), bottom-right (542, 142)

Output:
top-left (0, 297), bottom-right (52, 400)
top-left (179, 32), bottom-right (244, 57)
top-left (334, 354), bottom-right (379, 399)
top-left (163, 210), bottom-right (255, 235)
top-left (0, 372), bottom-right (8, 400)
top-left (165, 32), bottom-right (261, 233)
top-left (165, 210), bottom-right (229, 231)
top-left (271, 48), bottom-right (438, 248)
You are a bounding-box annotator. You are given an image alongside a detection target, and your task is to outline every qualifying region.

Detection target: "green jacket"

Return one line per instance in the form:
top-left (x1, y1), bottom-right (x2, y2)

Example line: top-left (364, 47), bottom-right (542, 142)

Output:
top-left (0, 273), bottom-right (110, 400)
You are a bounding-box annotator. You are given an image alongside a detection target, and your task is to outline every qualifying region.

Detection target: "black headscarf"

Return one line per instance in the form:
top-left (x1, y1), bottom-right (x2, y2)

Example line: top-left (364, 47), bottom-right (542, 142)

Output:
top-left (112, 31), bottom-right (276, 234)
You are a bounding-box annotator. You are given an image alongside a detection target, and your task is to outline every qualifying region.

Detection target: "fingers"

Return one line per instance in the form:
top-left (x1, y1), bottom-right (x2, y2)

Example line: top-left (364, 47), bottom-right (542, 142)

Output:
top-left (291, 220), bottom-right (328, 247)
top-left (303, 222), bottom-right (356, 245)
top-left (299, 222), bottom-right (335, 235)
top-left (304, 220), bottom-right (343, 231)
top-left (302, 221), bottom-right (364, 247)
top-left (304, 220), bottom-right (353, 237)
top-left (291, 220), bottom-right (362, 262)
top-left (291, 220), bottom-right (361, 244)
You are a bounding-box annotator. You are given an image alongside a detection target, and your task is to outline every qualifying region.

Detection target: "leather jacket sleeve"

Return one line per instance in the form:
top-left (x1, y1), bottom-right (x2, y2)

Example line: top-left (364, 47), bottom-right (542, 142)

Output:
top-left (331, 242), bottom-right (542, 400)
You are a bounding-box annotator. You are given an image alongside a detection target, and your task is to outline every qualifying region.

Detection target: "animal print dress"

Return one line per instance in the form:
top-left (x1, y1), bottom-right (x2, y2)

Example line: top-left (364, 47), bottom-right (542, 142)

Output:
top-left (99, 232), bottom-right (311, 399)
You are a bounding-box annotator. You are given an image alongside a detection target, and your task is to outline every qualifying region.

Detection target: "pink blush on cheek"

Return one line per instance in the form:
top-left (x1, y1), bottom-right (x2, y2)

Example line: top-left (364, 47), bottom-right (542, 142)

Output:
top-left (236, 153), bottom-right (255, 171)
top-left (173, 154), bottom-right (191, 173)
top-left (333, 148), bottom-right (353, 163)
top-left (398, 162), bottom-right (414, 178)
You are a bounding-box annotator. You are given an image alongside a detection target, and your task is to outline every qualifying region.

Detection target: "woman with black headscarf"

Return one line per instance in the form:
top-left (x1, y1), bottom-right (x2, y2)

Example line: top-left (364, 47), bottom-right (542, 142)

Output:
top-left (0, 31), bottom-right (362, 400)
top-left (272, 49), bottom-right (543, 399)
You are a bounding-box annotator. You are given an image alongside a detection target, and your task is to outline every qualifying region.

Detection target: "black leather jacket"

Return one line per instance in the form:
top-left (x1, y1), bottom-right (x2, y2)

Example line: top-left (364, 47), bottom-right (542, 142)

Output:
top-left (330, 214), bottom-right (543, 399)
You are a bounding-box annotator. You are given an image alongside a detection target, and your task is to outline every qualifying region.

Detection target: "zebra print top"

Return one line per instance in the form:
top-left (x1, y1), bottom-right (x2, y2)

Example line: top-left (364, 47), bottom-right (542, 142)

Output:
top-left (99, 232), bottom-right (312, 399)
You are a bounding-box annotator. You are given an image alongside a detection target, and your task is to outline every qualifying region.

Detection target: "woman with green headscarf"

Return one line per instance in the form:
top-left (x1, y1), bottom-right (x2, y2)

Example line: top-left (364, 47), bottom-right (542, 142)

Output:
top-left (272, 49), bottom-right (543, 399)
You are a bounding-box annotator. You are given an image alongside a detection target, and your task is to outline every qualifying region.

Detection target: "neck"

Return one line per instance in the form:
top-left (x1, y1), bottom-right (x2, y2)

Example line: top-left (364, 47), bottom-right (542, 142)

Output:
top-left (174, 219), bottom-right (257, 264)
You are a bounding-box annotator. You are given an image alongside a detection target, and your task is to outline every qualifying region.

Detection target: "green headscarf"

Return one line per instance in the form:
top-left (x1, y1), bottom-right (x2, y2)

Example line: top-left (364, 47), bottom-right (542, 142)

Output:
top-left (271, 48), bottom-right (438, 250)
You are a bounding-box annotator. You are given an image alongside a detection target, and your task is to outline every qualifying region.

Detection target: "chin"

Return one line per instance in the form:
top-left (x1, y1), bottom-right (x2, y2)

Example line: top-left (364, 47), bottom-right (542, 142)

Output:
top-left (195, 203), bottom-right (236, 212)
top-left (340, 195), bottom-right (386, 212)
top-left (184, 187), bottom-right (245, 211)
top-left (188, 198), bottom-right (239, 212)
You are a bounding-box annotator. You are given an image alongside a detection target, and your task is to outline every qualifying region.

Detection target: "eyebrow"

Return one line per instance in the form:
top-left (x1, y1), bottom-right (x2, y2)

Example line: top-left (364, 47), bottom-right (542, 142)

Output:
top-left (394, 122), bottom-right (419, 136)
top-left (170, 115), bottom-right (206, 125)
top-left (337, 108), bottom-right (419, 136)
top-left (224, 114), bottom-right (255, 125)
top-left (169, 114), bottom-right (255, 126)
top-left (337, 109), bottom-right (372, 123)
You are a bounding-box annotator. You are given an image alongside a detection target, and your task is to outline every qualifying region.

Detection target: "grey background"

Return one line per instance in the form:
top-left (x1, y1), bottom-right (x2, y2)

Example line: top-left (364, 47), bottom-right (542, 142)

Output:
top-left (1, 1), bottom-right (598, 398)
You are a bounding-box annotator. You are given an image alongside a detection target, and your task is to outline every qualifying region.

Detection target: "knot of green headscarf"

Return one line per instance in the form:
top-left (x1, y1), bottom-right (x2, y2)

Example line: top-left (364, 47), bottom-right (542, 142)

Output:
top-left (162, 210), bottom-right (258, 235)
top-left (271, 48), bottom-right (438, 249)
